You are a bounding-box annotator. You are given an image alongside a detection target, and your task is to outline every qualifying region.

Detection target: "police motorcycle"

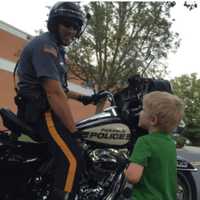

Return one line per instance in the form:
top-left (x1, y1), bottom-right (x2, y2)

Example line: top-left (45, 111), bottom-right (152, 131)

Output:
top-left (0, 92), bottom-right (130, 199)
top-left (0, 75), bottom-right (198, 200)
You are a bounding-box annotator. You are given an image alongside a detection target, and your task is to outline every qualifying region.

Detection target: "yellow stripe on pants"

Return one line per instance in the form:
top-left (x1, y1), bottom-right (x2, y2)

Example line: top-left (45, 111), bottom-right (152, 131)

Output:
top-left (45, 112), bottom-right (77, 192)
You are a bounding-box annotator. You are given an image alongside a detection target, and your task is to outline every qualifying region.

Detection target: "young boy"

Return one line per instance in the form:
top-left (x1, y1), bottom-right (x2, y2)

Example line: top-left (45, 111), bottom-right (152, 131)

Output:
top-left (125, 91), bottom-right (185, 200)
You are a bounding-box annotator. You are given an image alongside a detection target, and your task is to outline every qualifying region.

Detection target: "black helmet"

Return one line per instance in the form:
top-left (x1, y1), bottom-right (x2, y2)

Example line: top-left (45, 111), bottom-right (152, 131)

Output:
top-left (47, 2), bottom-right (85, 38)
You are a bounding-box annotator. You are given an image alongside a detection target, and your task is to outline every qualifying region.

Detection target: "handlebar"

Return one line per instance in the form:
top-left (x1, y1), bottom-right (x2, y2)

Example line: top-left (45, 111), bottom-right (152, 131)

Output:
top-left (95, 91), bottom-right (116, 107)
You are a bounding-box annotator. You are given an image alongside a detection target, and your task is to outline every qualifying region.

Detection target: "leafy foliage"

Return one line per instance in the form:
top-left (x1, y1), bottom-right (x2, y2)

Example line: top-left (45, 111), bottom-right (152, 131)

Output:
top-left (184, 1), bottom-right (198, 11)
top-left (172, 73), bottom-right (200, 140)
top-left (68, 2), bottom-right (180, 92)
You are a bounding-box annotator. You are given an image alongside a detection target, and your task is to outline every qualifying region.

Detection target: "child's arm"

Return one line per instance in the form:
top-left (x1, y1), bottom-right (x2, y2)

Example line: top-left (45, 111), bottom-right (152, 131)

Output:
top-left (126, 136), bottom-right (150, 184)
top-left (125, 163), bottom-right (144, 184)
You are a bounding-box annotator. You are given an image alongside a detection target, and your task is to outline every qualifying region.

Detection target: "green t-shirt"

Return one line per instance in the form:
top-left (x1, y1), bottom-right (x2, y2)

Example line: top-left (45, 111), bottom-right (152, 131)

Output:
top-left (129, 132), bottom-right (177, 200)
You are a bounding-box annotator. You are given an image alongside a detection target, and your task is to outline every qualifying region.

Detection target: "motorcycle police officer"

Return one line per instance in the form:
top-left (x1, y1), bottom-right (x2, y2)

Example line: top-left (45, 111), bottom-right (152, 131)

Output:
top-left (15, 2), bottom-right (97, 200)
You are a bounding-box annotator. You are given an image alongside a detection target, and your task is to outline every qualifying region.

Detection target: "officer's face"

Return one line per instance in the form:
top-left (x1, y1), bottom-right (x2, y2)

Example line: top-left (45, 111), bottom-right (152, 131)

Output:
top-left (58, 24), bottom-right (78, 46)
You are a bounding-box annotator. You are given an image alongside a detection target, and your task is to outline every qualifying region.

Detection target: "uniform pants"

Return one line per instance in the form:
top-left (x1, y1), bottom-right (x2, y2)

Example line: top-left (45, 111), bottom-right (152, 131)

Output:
top-left (32, 111), bottom-right (83, 199)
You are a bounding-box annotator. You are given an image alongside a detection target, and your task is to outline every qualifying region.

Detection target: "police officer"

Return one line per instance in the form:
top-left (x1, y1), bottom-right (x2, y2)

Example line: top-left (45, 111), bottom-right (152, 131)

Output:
top-left (15, 2), bottom-right (97, 200)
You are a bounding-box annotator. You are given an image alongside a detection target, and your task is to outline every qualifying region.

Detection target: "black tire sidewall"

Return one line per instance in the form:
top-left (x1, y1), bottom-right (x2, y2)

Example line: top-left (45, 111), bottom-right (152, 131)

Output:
top-left (177, 171), bottom-right (197, 200)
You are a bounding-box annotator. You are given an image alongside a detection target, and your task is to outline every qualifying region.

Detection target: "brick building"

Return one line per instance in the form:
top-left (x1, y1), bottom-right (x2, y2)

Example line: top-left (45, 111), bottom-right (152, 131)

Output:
top-left (0, 20), bottom-right (96, 130)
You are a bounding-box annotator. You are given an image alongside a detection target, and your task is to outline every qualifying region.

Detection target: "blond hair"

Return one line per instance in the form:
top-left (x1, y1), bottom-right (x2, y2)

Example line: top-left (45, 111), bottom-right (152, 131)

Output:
top-left (143, 91), bottom-right (185, 132)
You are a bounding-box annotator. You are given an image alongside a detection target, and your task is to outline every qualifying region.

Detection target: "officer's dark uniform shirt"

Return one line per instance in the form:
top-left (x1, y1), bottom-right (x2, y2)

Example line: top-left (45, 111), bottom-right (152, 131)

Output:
top-left (17, 32), bottom-right (68, 96)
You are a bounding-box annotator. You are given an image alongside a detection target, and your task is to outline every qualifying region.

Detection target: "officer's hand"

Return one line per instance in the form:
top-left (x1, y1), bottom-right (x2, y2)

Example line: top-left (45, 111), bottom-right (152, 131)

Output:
top-left (71, 130), bottom-right (83, 139)
top-left (78, 91), bottom-right (107, 105)
top-left (78, 94), bottom-right (99, 105)
top-left (71, 130), bottom-right (85, 147)
top-left (78, 95), bottom-right (94, 105)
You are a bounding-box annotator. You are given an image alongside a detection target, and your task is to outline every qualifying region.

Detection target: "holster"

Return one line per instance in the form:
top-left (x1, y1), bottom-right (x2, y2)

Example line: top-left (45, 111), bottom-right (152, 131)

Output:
top-left (15, 93), bottom-right (49, 125)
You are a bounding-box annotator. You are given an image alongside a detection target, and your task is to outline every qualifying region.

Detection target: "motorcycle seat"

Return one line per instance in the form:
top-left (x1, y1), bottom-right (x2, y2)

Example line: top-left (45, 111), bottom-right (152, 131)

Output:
top-left (0, 108), bottom-right (35, 139)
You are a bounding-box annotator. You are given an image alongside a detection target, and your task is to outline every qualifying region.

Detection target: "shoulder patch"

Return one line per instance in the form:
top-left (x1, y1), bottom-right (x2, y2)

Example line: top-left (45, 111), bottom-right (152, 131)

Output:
top-left (43, 44), bottom-right (58, 58)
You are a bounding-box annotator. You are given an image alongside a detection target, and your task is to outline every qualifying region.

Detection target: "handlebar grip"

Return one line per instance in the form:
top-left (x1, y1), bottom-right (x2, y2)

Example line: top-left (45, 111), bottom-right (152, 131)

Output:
top-left (95, 91), bottom-right (116, 106)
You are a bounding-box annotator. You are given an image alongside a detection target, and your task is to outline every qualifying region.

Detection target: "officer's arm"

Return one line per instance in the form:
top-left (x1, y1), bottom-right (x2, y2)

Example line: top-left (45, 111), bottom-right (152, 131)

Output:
top-left (66, 90), bottom-right (83, 100)
top-left (43, 79), bottom-right (77, 133)
top-left (66, 90), bottom-right (96, 105)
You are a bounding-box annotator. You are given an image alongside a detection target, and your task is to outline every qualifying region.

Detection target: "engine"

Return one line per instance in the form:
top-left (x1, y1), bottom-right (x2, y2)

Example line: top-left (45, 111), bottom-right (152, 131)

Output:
top-left (78, 146), bottom-right (128, 200)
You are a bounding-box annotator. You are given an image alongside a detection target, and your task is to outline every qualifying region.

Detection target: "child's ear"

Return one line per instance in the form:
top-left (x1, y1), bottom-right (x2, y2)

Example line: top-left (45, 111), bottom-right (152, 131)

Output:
top-left (150, 115), bottom-right (158, 126)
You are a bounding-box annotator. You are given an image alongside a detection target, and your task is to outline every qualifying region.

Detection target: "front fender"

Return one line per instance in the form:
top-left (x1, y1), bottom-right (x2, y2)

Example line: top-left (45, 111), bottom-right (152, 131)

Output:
top-left (177, 155), bottom-right (198, 172)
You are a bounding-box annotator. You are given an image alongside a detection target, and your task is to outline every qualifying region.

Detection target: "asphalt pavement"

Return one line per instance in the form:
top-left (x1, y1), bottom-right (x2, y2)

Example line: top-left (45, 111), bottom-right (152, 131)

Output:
top-left (177, 146), bottom-right (200, 163)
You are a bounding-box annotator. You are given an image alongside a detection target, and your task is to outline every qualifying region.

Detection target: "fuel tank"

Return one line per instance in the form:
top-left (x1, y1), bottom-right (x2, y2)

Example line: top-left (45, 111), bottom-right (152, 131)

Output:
top-left (76, 107), bottom-right (131, 146)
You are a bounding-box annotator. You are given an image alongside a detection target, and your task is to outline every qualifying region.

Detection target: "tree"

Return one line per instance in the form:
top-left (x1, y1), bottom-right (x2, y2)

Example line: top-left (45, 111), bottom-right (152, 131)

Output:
top-left (68, 2), bottom-right (180, 92)
top-left (171, 73), bottom-right (200, 143)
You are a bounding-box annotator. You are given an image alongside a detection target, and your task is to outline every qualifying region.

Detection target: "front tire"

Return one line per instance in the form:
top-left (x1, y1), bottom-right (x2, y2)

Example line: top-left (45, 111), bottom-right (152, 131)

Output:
top-left (177, 171), bottom-right (197, 200)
